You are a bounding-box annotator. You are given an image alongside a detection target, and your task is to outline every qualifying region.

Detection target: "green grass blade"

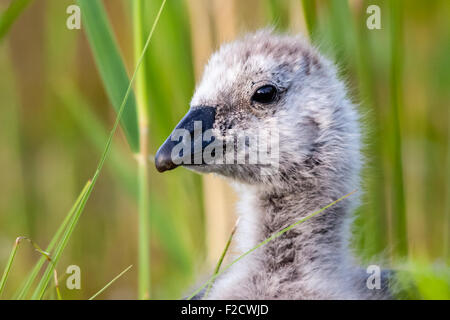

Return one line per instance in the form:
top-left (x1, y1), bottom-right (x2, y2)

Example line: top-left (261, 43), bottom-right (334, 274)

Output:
top-left (57, 86), bottom-right (192, 278)
top-left (14, 181), bottom-right (91, 300)
top-left (389, 0), bottom-right (407, 258)
top-left (265, 0), bottom-right (289, 30)
top-left (204, 218), bottom-right (239, 299)
top-left (0, 0), bottom-right (33, 42)
top-left (57, 85), bottom-right (191, 272)
top-left (56, 86), bottom-right (138, 195)
top-left (446, 103), bottom-right (450, 261)
top-left (1, 236), bottom-right (61, 299)
top-left (55, 276), bottom-right (62, 300)
top-left (352, 1), bottom-right (387, 258)
top-left (301, 0), bottom-right (317, 41)
top-left (30, 185), bottom-right (93, 299)
top-left (30, 0), bottom-right (166, 299)
top-left (88, 265), bottom-right (133, 300)
top-left (140, 0), bottom-right (195, 142)
top-left (133, 0), bottom-right (151, 300)
top-left (188, 191), bottom-right (357, 300)
top-left (0, 237), bottom-right (21, 297)
top-left (139, 0), bottom-right (199, 297)
top-left (133, 0), bottom-right (167, 300)
top-left (325, 0), bottom-right (388, 260)
top-left (328, 0), bottom-right (356, 68)
top-left (77, 0), bottom-right (139, 152)
top-left (134, 0), bottom-right (152, 120)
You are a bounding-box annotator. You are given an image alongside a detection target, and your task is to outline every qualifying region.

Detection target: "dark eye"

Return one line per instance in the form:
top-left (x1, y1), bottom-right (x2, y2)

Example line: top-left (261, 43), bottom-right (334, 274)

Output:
top-left (251, 85), bottom-right (277, 104)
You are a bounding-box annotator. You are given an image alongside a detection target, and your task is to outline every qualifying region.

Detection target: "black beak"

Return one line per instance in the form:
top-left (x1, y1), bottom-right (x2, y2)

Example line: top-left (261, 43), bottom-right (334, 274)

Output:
top-left (155, 106), bottom-right (216, 172)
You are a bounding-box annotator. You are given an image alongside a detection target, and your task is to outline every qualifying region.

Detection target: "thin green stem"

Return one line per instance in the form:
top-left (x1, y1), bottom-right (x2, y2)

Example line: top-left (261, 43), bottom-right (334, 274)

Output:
top-left (29, 0), bottom-right (166, 299)
top-left (445, 100), bottom-right (450, 262)
top-left (89, 265), bottom-right (133, 300)
top-left (0, 0), bottom-right (33, 42)
top-left (301, 0), bottom-right (317, 42)
top-left (30, 181), bottom-right (92, 299)
top-left (188, 190), bottom-right (357, 300)
top-left (356, 1), bottom-right (387, 257)
top-left (389, 0), bottom-right (407, 258)
top-left (134, 0), bottom-right (148, 301)
top-left (54, 271), bottom-right (62, 300)
top-left (1, 236), bottom-right (59, 299)
top-left (15, 181), bottom-right (91, 299)
top-left (77, 0), bottom-right (140, 151)
top-left (0, 237), bottom-right (21, 297)
top-left (204, 218), bottom-right (240, 299)
top-left (133, 0), bottom-right (166, 300)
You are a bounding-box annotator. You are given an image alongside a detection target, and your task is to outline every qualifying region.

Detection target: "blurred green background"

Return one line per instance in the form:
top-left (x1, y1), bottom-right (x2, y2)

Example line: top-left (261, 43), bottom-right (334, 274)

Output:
top-left (0, 0), bottom-right (448, 299)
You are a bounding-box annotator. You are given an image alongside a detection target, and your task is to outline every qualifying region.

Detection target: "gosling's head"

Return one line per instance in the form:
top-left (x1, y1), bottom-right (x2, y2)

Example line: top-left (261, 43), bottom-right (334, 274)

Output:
top-left (155, 30), bottom-right (361, 190)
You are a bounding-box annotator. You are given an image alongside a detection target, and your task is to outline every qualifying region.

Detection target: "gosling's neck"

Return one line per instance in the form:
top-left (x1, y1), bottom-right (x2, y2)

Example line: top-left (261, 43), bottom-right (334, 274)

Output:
top-left (230, 177), bottom-right (359, 299)
top-left (237, 180), bottom-right (354, 264)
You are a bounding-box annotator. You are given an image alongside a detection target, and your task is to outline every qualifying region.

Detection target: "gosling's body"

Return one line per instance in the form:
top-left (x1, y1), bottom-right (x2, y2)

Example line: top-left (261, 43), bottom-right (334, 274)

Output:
top-left (156, 30), bottom-right (393, 299)
top-left (207, 183), bottom-right (391, 299)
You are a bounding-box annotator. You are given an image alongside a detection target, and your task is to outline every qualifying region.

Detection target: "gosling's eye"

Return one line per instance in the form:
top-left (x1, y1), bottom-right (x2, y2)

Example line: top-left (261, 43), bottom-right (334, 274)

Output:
top-left (251, 85), bottom-right (277, 104)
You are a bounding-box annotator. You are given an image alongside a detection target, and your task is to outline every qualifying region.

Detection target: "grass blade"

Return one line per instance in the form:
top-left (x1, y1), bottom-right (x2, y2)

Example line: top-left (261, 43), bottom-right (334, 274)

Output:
top-left (204, 218), bottom-right (239, 299)
top-left (325, 0), bottom-right (388, 260)
top-left (30, 0), bottom-right (166, 299)
top-left (56, 86), bottom-right (138, 196)
top-left (88, 265), bottom-right (133, 300)
top-left (0, 237), bottom-right (21, 297)
top-left (327, 0), bottom-right (356, 68)
top-left (133, 0), bottom-right (167, 300)
top-left (301, 0), bottom-right (317, 42)
top-left (265, 0), bottom-right (289, 30)
top-left (188, 190), bottom-right (357, 300)
top-left (352, 1), bottom-right (388, 258)
top-left (77, 0), bottom-right (140, 152)
top-left (30, 185), bottom-right (92, 299)
top-left (0, 0), bottom-right (33, 42)
top-left (54, 272), bottom-right (62, 300)
top-left (389, 0), bottom-right (407, 258)
top-left (15, 180), bottom-right (91, 299)
top-left (446, 103), bottom-right (450, 261)
top-left (1, 236), bottom-right (59, 299)
top-left (57, 86), bottom-right (192, 274)
top-left (133, 0), bottom-right (151, 300)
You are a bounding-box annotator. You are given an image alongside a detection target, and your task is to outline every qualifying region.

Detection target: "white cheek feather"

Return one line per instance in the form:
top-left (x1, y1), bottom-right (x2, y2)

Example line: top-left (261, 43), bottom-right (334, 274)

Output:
top-left (232, 183), bottom-right (261, 252)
